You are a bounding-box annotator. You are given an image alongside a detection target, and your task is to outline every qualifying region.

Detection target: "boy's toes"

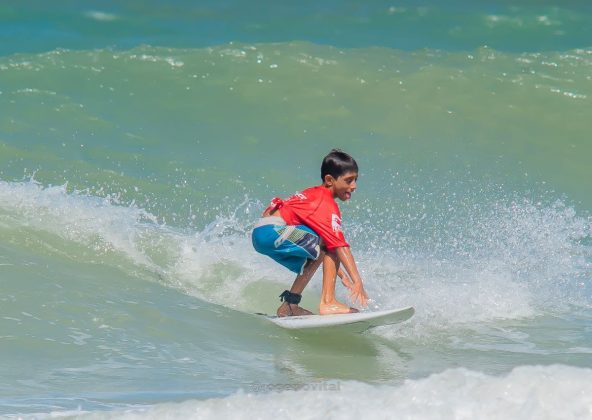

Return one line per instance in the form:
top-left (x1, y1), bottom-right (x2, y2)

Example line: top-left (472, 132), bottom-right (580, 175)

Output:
top-left (319, 302), bottom-right (359, 315)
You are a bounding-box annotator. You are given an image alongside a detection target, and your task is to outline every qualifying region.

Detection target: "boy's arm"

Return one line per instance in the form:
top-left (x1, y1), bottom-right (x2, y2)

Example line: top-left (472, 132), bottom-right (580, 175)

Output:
top-left (335, 246), bottom-right (369, 307)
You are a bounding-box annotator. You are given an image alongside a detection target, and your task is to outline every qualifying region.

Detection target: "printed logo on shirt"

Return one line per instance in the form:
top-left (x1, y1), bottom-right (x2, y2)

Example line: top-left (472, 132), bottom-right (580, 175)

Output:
top-left (331, 214), bottom-right (342, 233)
top-left (295, 193), bottom-right (307, 200)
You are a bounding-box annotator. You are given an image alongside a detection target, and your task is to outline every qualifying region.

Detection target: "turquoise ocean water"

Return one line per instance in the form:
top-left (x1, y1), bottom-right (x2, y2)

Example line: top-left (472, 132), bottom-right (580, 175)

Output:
top-left (1, 1), bottom-right (591, 418)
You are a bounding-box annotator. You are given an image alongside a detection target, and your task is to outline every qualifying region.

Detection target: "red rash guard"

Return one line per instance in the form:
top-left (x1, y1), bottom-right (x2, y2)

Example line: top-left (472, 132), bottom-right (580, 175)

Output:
top-left (265, 186), bottom-right (349, 251)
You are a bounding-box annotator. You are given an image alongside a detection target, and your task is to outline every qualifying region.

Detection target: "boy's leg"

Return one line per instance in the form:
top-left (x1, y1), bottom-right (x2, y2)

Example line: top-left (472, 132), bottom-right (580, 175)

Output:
top-left (277, 251), bottom-right (324, 317)
top-left (319, 251), bottom-right (359, 315)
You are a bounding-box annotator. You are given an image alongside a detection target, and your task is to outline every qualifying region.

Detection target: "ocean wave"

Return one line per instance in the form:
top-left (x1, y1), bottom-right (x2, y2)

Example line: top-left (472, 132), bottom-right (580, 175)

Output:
top-left (1, 179), bottom-right (590, 333)
top-left (52, 364), bottom-right (592, 420)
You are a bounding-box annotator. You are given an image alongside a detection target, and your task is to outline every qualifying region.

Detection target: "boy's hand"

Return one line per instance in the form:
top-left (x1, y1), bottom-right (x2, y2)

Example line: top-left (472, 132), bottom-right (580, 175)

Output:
top-left (337, 269), bottom-right (368, 308)
top-left (348, 282), bottom-right (369, 308)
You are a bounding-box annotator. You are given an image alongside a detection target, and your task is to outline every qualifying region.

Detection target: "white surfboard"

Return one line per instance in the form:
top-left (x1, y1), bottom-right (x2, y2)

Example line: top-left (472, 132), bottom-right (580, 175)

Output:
top-left (261, 306), bottom-right (414, 333)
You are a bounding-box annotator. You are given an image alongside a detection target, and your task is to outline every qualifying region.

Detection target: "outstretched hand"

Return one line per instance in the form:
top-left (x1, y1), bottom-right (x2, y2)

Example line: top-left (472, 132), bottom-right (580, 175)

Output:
top-left (337, 269), bottom-right (369, 308)
top-left (348, 282), bottom-right (369, 308)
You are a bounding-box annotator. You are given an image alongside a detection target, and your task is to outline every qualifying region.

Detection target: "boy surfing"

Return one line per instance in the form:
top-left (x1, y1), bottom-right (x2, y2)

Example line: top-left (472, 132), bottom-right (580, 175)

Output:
top-left (252, 149), bottom-right (369, 317)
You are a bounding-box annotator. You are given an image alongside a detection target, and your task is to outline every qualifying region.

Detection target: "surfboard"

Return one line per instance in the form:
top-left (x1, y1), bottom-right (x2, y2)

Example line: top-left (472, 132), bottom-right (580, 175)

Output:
top-left (260, 306), bottom-right (414, 333)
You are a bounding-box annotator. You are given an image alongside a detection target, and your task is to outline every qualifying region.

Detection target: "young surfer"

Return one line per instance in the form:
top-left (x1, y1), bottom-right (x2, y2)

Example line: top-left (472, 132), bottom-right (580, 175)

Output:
top-left (252, 149), bottom-right (369, 317)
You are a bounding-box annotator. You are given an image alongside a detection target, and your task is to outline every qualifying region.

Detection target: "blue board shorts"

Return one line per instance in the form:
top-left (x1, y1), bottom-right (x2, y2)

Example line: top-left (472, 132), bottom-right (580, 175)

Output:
top-left (252, 217), bottom-right (321, 274)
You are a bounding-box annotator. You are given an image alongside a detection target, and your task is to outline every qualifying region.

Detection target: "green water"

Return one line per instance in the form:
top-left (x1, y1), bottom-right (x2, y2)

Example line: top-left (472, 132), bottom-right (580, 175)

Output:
top-left (2, 44), bottom-right (591, 215)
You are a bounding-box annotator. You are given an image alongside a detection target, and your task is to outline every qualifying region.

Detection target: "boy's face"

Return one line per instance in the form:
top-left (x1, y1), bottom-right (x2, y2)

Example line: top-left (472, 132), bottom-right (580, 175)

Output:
top-left (325, 171), bottom-right (358, 201)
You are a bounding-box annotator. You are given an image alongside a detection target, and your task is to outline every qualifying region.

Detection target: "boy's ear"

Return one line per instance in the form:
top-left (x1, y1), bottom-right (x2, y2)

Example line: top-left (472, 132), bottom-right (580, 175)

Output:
top-left (323, 174), bottom-right (335, 186)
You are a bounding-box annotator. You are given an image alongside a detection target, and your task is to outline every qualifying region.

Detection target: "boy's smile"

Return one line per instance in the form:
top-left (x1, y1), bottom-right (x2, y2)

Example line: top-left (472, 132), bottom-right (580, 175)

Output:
top-left (324, 171), bottom-right (358, 201)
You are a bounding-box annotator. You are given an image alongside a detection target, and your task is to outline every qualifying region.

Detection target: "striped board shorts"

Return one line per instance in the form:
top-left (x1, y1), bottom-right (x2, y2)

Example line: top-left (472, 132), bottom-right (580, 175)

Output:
top-left (252, 217), bottom-right (321, 274)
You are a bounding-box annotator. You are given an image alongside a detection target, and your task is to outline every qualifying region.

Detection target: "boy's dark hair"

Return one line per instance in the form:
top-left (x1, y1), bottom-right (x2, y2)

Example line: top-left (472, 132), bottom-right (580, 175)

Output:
top-left (321, 149), bottom-right (358, 180)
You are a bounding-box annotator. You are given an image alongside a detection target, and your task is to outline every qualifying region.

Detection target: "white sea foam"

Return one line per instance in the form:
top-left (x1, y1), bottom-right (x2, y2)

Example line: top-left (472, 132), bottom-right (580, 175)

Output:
top-left (55, 365), bottom-right (592, 419)
top-left (0, 179), bottom-right (278, 309)
top-left (84, 11), bottom-right (120, 22)
top-left (0, 180), bottom-right (163, 269)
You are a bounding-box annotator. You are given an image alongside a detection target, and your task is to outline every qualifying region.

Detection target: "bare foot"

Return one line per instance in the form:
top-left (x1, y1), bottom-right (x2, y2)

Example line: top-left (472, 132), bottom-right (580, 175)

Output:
top-left (276, 302), bottom-right (313, 317)
top-left (319, 301), bottom-right (359, 315)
